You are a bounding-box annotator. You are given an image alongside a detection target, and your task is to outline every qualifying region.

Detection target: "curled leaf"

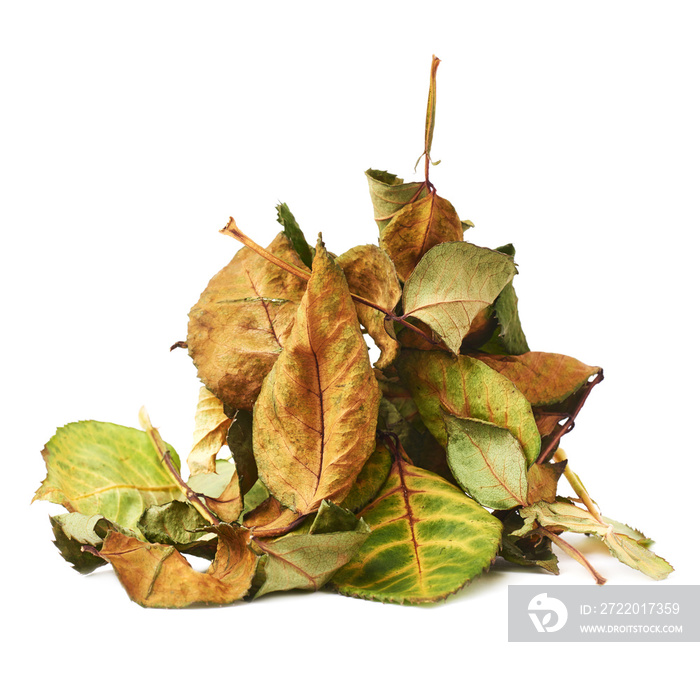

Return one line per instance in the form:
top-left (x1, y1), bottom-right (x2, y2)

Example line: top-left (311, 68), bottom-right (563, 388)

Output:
top-left (366, 169), bottom-right (428, 232)
top-left (97, 524), bottom-right (257, 608)
top-left (402, 242), bottom-right (517, 354)
top-left (187, 387), bottom-right (232, 477)
top-left (337, 244), bottom-right (402, 369)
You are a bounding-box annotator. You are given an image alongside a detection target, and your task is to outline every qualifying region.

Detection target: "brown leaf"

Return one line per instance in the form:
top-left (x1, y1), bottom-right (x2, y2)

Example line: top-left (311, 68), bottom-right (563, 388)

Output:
top-left (253, 239), bottom-right (382, 515)
top-left (472, 352), bottom-right (601, 407)
top-left (202, 469), bottom-right (243, 523)
top-left (98, 524), bottom-right (257, 608)
top-left (243, 495), bottom-right (303, 537)
top-left (337, 244), bottom-right (402, 369)
top-left (380, 191), bottom-right (462, 282)
top-left (187, 387), bottom-right (233, 476)
top-left (526, 460), bottom-right (567, 504)
top-left (187, 233), bottom-right (307, 410)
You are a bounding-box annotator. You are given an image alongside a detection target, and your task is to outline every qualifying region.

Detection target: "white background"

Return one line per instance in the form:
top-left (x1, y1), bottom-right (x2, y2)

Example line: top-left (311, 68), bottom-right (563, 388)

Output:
top-left (3, 1), bottom-right (699, 697)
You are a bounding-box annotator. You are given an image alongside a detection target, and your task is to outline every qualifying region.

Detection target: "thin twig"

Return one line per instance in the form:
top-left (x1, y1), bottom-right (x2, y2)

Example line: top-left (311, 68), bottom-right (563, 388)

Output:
top-left (556, 447), bottom-right (605, 524)
top-left (138, 407), bottom-right (221, 526)
top-left (538, 526), bottom-right (607, 585)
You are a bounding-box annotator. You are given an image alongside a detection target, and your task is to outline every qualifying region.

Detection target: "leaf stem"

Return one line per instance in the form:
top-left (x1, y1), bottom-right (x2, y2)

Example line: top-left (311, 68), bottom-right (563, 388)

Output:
top-left (536, 370), bottom-right (604, 464)
top-left (138, 407), bottom-right (221, 526)
top-left (537, 526), bottom-right (607, 585)
top-left (220, 217), bottom-right (448, 350)
top-left (556, 448), bottom-right (605, 524)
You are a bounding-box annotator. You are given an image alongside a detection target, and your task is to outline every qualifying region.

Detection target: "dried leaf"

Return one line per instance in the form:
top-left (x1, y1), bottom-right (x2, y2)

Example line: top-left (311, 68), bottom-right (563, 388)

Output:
top-left (242, 495), bottom-right (302, 537)
top-left (137, 501), bottom-right (217, 559)
top-left (252, 501), bottom-right (371, 598)
top-left (187, 233), bottom-right (307, 411)
top-left (50, 513), bottom-right (111, 574)
top-left (337, 244), bottom-right (401, 369)
top-left (380, 192), bottom-right (463, 282)
top-left (396, 349), bottom-right (541, 467)
top-left (444, 415), bottom-right (529, 510)
top-left (187, 387), bottom-right (232, 477)
top-left (526, 460), bottom-right (567, 505)
top-left (519, 500), bottom-right (673, 580)
top-left (366, 169), bottom-right (428, 232)
top-left (473, 352), bottom-right (601, 407)
top-left (402, 242), bottom-right (517, 354)
top-left (332, 449), bottom-right (502, 604)
top-left (98, 524), bottom-right (257, 608)
top-left (253, 239), bottom-right (381, 514)
top-left (187, 459), bottom-right (242, 523)
top-left (34, 421), bottom-right (182, 531)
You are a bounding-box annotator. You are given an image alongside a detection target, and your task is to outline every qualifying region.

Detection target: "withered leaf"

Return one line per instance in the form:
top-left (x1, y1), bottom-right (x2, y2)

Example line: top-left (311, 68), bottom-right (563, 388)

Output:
top-left (253, 238), bottom-right (381, 515)
top-left (137, 501), bottom-right (217, 560)
top-left (187, 386), bottom-right (233, 477)
top-left (380, 191), bottom-right (463, 282)
top-left (243, 494), bottom-right (302, 538)
top-left (366, 169), bottom-right (428, 232)
top-left (472, 352), bottom-right (601, 407)
top-left (276, 202), bottom-right (313, 269)
top-left (340, 442), bottom-right (393, 513)
top-left (50, 513), bottom-right (113, 574)
top-left (252, 501), bottom-right (371, 599)
top-left (402, 242), bottom-right (517, 354)
top-left (526, 459), bottom-right (567, 505)
top-left (187, 232), bottom-right (307, 411)
top-left (337, 244), bottom-right (401, 369)
top-left (187, 459), bottom-right (242, 523)
top-left (98, 524), bottom-right (257, 608)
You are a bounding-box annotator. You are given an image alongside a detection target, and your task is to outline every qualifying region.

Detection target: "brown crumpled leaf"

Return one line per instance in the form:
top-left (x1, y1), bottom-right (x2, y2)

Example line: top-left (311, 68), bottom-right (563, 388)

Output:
top-left (187, 233), bottom-right (307, 411)
top-left (97, 524), bottom-right (257, 608)
top-left (243, 494), bottom-right (303, 537)
top-left (253, 238), bottom-right (381, 515)
top-left (337, 244), bottom-right (402, 369)
top-left (187, 387), bottom-right (233, 476)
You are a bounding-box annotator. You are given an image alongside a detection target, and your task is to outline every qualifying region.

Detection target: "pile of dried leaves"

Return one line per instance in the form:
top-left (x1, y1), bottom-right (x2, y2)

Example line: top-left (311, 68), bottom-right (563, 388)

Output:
top-left (34, 57), bottom-right (672, 607)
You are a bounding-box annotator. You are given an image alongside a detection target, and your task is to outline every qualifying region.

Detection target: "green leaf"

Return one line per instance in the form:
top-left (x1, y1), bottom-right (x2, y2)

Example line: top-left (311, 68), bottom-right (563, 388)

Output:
top-left (340, 443), bottom-right (392, 513)
top-left (444, 415), bottom-right (529, 509)
top-left (137, 501), bottom-right (216, 559)
top-left (520, 500), bottom-right (673, 580)
top-left (366, 169), bottom-right (428, 233)
top-left (252, 501), bottom-right (371, 598)
top-left (276, 202), bottom-right (313, 269)
top-left (402, 242), bottom-right (517, 354)
top-left (475, 243), bottom-right (529, 355)
top-left (34, 421), bottom-right (183, 531)
top-left (380, 192), bottom-right (463, 282)
top-left (396, 349), bottom-right (540, 467)
top-left (50, 513), bottom-right (112, 574)
top-left (227, 409), bottom-right (257, 496)
top-left (331, 450), bottom-right (502, 604)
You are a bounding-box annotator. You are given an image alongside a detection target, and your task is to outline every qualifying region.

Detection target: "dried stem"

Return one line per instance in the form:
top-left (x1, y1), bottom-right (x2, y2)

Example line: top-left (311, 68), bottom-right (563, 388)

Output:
top-left (556, 447), bottom-right (605, 524)
top-left (138, 407), bottom-right (221, 526)
top-left (538, 526), bottom-right (607, 585)
top-left (536, 370), bottom-right (604, 464)
top-left (220, 217), bottom-right (447, 350)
